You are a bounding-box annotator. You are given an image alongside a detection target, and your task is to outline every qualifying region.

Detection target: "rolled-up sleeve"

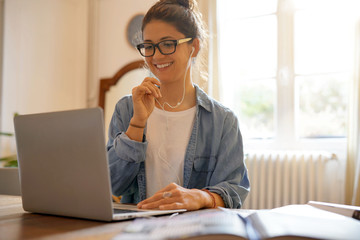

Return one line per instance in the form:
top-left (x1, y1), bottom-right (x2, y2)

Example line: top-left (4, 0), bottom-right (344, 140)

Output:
top-left (107, 97), bottom-right (147, 196)
top-left (205, 111), bottom-right (249, 208)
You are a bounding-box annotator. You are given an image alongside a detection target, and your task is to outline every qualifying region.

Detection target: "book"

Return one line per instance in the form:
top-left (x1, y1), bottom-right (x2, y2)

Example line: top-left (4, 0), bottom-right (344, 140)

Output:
top-left (113, 204), bottom-right (360, 240)
top-left (308, 200), bottom-right (360, 220)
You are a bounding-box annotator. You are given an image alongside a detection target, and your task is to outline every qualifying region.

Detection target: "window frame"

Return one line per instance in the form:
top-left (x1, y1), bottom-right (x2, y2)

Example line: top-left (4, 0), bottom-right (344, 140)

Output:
top-left (217, 0), bottom-right (349, 156)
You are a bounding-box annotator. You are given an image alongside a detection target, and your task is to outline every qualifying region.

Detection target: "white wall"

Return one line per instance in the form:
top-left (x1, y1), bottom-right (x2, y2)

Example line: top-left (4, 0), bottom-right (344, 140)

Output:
top-left (98, 0), bottom-right (152, 78)
top-left (0, 0), bottom-right (89, 156)
top-left (0, 0), bottom-right (156, 157)
top-left (87, 0), bottom-right (155, 107)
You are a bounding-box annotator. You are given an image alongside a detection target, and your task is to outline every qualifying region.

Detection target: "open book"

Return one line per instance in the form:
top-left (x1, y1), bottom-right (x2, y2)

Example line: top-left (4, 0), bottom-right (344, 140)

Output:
top-left (114, 204), bottom-right (360, 240)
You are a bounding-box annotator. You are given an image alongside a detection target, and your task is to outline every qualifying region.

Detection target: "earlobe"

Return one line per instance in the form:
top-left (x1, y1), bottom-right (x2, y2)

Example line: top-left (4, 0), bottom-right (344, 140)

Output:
top-left (192, 38), bottom-right (200, 58)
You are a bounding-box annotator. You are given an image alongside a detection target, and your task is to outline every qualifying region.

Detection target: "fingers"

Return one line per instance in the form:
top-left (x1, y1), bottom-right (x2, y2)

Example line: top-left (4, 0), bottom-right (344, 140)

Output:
top-left (144, 76), bottom-right (161, 86)
top-left (137, 183), bottom-right (179, 209)
top-left (133, 77), bottom-right (162, 99)
top-left (158, 202), bottom-right (184, 210)
top-left (137, 191), bottom-right (165, 208)
top-left (137, 183), bottom-right (178, 205)
top-left (137, 186), bottom-right (207, 211)
top-left (137, 183), bottom-right (201, 210)
top-left (140, 198), bottom-right (185, 210)
top-left (138, 197), bottom-right (178, 210)
top-left (130, 77), bottom-right (162, 125)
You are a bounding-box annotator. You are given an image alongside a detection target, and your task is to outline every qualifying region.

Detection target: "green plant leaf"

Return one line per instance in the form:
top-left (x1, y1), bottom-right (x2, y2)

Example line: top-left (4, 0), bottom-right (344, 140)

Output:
top-left (0, 132), bottom-right (13, 136)
top-left (4, 160), bottom-right (18, 167)
top-left (0, 155), bottom-right (17, 161)
top-left (0, 155), bottom-right (18, 167)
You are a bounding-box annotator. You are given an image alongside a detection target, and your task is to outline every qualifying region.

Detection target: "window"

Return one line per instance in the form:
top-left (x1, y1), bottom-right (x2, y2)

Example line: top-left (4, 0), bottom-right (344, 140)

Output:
top-left (217, 0), bottom-right (359, 152)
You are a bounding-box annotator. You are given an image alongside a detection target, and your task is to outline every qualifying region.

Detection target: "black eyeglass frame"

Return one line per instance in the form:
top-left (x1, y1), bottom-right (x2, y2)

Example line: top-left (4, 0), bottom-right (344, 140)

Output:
top-left (136, 38), bottom-right (193, 57)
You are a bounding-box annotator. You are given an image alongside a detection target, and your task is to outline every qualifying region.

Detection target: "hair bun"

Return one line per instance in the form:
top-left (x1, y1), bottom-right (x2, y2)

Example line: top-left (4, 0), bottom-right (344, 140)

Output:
top-left (175, 0), bottom-right (190, 9)
top-left (162, 0), bottom-right (196, 10)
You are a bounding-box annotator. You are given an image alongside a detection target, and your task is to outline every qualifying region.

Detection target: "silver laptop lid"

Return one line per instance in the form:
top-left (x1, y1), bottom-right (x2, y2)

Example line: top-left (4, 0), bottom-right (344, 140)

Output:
top-left (14, 108), bottom-right (114, 221)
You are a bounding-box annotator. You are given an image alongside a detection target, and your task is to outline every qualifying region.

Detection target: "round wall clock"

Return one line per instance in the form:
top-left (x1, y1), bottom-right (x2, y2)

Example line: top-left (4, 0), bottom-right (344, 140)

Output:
top-left (127, 14), bottom-right (144, 48)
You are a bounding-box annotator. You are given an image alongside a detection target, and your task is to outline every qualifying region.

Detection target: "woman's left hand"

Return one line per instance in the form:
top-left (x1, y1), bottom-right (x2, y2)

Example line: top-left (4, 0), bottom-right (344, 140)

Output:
top-left (137, 183), bottom-right (213, 210)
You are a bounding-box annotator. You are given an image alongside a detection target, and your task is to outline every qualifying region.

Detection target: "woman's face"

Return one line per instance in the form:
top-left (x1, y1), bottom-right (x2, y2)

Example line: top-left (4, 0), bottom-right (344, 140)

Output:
top-left (142, 20), bottom-right (193, 84)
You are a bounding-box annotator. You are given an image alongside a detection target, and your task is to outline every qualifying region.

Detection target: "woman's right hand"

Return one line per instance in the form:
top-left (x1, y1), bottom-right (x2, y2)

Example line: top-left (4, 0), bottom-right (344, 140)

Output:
top-left (130, 77), bottom-right (162, 127)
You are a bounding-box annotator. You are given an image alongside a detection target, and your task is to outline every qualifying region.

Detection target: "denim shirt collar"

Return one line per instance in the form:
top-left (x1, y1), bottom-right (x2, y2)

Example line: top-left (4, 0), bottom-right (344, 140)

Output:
top-left (194, 84), bottom-right (212, 113)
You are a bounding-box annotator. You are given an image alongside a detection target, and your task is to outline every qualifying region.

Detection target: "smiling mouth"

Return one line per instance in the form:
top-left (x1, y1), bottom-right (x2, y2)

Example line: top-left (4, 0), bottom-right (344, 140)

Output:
top-left (155, 62), bottom-right (173, 70)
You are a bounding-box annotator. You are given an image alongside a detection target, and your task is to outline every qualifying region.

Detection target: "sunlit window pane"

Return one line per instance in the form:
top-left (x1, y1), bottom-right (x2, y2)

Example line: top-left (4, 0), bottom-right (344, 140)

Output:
top-left (294, 7), bottom-right (355, 74)
top-left (225, 79), bottom-right (276, 139)
top-left (218, 0), bottom-right (277, 140)
top-left (219, 15), bottom-right (277, 80)
top-left (217, 0), bottom-right (355, 144)
top-left (294, 0), bottom-right (360, 13)
top-left (296, 74), bottom-right (349, 138)
top-left (218, 0), bottom-right (278, 19)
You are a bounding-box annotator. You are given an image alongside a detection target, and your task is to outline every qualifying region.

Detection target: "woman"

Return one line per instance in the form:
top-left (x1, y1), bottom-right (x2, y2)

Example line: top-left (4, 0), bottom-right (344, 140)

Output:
top-left (107, 0), bottom-right (249, 210)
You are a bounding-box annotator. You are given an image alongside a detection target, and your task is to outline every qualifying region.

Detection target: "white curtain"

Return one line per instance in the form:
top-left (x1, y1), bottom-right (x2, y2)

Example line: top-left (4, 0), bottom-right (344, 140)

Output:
top-left (196, 0), bottom-right (220, 100)
top-left (347, 17), bottom-right (360, 206)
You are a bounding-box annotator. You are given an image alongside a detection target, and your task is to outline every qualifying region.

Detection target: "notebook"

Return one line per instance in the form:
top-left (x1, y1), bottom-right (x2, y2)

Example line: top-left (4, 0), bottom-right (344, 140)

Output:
top-left (13, 107), bottom-right (185, 221)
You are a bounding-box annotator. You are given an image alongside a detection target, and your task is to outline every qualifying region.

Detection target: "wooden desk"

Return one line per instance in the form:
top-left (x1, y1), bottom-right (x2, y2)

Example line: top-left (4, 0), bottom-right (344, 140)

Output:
top-left (2, 195), bottom-right (359, 240)
top-left (0, 195), bottom-right (129, 240)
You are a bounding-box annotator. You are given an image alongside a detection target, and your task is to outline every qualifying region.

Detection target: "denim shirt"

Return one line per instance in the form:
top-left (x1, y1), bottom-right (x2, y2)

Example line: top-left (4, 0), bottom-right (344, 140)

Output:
top-left (107, 85), bottom-right (250, 208)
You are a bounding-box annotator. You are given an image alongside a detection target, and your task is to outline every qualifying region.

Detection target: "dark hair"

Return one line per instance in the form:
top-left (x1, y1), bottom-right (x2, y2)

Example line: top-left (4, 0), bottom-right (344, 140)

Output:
top-left (142, 0), bottom-right (206, 46)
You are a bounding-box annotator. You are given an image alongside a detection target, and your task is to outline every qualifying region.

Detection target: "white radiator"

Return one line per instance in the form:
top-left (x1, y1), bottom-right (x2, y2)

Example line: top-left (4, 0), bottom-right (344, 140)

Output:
top-left (243, 151), bottom-right (341, 209)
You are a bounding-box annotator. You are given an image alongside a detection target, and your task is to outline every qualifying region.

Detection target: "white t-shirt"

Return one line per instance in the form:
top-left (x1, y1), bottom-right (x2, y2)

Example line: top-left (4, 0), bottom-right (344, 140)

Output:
top-left (145, 106), bottom-right (196, 198)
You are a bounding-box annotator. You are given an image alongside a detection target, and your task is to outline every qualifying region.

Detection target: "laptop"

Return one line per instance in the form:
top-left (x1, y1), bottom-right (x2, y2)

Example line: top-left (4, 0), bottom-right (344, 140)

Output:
top-left (13, 107), bottom-right (185, 221)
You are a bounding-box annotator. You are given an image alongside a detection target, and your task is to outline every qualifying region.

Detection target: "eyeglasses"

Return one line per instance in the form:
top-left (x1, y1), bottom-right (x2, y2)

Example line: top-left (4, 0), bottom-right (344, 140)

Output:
top-left (136, 38), bottom-right (192, 57)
